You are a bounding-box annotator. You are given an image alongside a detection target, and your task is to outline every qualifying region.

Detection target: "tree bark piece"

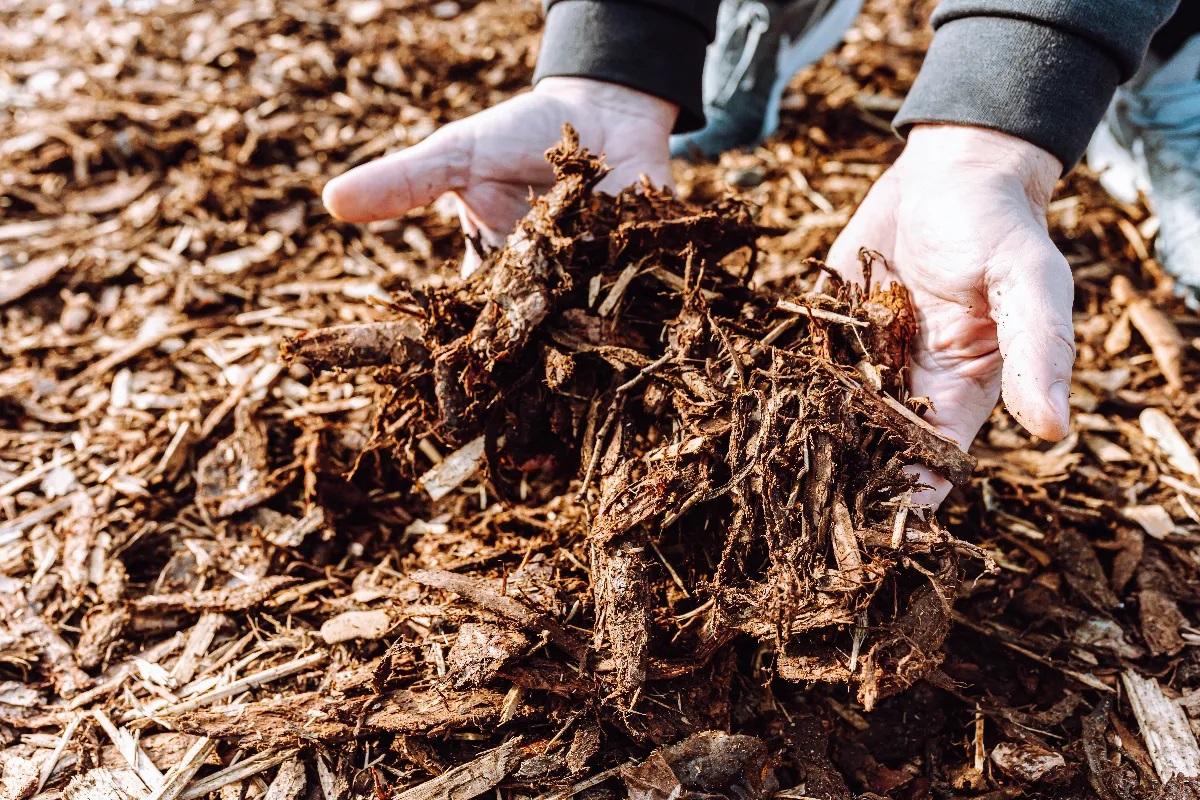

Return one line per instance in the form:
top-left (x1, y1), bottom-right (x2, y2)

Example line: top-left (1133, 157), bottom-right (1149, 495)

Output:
top-left (1122, 670), bottom-right (1200, 783)
top-left (281, 319), bottom-right (429, 372)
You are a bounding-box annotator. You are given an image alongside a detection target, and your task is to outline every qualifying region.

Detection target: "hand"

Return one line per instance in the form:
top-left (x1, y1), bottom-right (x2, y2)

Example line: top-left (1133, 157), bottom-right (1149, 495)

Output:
top-left (323, 77), bottom-right (678, 274)
top-left (827, 125), bottom-right (1076, 502)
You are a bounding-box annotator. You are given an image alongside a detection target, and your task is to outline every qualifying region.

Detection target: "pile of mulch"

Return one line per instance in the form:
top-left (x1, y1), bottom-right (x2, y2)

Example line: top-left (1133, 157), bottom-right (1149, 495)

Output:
top-left (284, 122), bottom-right (976, 712)
top-left (5, 1), bottom-right (1200, 799)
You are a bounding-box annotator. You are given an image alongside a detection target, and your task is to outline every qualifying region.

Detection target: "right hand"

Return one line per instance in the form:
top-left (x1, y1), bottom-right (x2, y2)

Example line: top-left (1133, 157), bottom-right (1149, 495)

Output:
top-left (827, 125), bottom-right (1076, 503)
top-left (322, 77), bottom-right (679, 274)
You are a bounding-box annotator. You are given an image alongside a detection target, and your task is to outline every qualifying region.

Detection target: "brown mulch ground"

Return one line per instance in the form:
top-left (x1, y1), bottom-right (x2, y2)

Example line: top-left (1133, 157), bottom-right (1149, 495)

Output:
top-left (4, 2), bottom-right (1200, 799)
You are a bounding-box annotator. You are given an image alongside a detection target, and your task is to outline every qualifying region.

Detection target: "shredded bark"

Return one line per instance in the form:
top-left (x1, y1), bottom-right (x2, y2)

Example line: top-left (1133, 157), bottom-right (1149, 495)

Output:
top-left (3, 1), bottom-right (1199, 798)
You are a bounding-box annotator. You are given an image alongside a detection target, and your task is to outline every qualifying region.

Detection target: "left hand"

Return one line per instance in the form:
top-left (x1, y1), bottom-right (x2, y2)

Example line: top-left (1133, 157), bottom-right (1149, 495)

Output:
top-left (322, 77), bottom-right (678, 275)
top-left (827, 124), bottom-right (1076, 502)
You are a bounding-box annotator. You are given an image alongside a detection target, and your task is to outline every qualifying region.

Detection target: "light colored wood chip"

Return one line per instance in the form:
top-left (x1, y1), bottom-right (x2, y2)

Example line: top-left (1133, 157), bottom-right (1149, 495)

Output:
top-left (64, 769), bottom-right (147, 800)
top-left (170, 614), bottom-right (225, 685)
top-left (67, 174), bottom-right (156, 215)
top-left (597, 263), bottom-right (640, 317)
top-left (498, 685), bottom-right (522, 726)
top-left (830, 496), bottom-right (862, 576)
top-left (1122, 505), bottom-right (1177, 540)
top-left (0, 254), bottom-right (70, 307)
top-left (393, 738), bottom-right (523, 800)
top-left (205, 231), bottom-right (285, 275)
top-left (418, 436), bottom-right (485, 501)
top-left (262, 759), bottom-right (305, 800)
top-left (181, 750), bottom-right (299, 800)
top-left (1141, 408), bottom-right (1200, 480)
top-left (144, 739), bottom-right (215, 800)
top-left (315, 756), bottom-right (346, 800)
top-left (91, 710), bottom-right (163, 791)
top-left (1081, 433), bottom-right (1133, 463)
top-left (319, 610), bottom-right (391, 644)
top-left (1122, 669), bottom-right (1200, 783)
top-left (1, 755), bottom-right (41, 800)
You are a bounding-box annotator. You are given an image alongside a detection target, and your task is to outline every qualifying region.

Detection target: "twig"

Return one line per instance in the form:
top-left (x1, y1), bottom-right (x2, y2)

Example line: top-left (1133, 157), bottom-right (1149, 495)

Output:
top-left (531, 760), bottom-right (635, 800)
top-left (711, 313), bottom-right (745, 390)
top-left (37, 714), bottom-right (82, 793)
top-left (577, 351), bottom-right (674, 510)
top-left (181, 749), bottom-right (300, 800)
top-left (393, 738), bottom-right (523, 800)
top-left (92, 708), bottom-right (164, 790)
top-left (777, 299), bottom-right (869, 327)
top-left (126, 651), bottom-right (326, 721)
top-left (648, 539), bottom-right (689, 598)
top-left (146, 737), bottom-right (216, 800)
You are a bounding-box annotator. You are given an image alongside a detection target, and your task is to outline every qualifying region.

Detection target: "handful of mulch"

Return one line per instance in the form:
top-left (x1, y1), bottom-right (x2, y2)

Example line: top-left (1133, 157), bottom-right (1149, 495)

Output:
top-left (281, 126), bottom-right (979, 755)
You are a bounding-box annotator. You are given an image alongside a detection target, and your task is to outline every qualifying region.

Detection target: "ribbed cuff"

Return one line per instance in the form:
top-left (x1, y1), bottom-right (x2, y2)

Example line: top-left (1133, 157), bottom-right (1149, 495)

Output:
top-left (534, 1), bottom-right (709, 134)
top-left (893, 16), bottom-right (1123, 171)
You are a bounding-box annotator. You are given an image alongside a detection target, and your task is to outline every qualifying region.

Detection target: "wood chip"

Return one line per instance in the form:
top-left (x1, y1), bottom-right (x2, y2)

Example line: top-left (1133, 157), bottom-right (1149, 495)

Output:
top-left (0, 254), bottom-right (70, 307)
top-left (1140, 408), bottom-right (1200, 480)
top-left (64, 769), bottom-right (147, 800)
top-left (204, 231), bottom-right (284, 275)
top-left (1122, 670), bottom-right (1200, 783)
top-left (144, 738), bottom-right (214, 800)
top-left (261, 758), bottom-right (305, 800)
top-left (1122, 505), bottom-right (1177, 539)
top-left (319, 610), bottom-right (391, 644)
top-left (393, 738), bottom-right (522, 800)
top-left (91, 708), bottom-right (164, 792)
top-left (181, 750), bottom-right (300, 800)
top-left (0, 756), bottom-right (40, 800)
top-left (418, 437), bottom-right (486, 502)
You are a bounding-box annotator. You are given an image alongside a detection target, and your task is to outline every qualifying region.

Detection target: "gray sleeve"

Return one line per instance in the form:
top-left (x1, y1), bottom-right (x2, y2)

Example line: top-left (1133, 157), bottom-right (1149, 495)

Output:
top-left (534, 1), bottom-right (721, 133)
top-left (893, 0), bottom-right (1182, 170)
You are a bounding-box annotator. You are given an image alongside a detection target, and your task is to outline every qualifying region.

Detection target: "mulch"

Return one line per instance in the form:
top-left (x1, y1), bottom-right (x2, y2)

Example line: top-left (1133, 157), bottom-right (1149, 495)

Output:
top-left (4, 1), bottom-right (1200, 800)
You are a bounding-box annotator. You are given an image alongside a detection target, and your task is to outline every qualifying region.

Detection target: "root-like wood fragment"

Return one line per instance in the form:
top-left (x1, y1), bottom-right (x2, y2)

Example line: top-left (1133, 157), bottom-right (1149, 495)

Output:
top-left (280, 319), bottom-right (429, 372)
top-left (294, 128), bottom-right (972, 727)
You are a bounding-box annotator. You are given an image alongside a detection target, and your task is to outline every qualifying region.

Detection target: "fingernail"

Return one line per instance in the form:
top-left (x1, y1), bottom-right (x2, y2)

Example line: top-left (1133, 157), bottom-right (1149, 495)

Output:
top-left (1050, 380), bottom-right (1070, 426)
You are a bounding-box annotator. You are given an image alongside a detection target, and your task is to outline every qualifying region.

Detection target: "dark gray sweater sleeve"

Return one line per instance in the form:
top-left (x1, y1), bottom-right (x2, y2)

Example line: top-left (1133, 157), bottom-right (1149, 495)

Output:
top-left (533, 1), bottom-right (720, 133)
top-left (893, 0), bottom-right (1181, 170)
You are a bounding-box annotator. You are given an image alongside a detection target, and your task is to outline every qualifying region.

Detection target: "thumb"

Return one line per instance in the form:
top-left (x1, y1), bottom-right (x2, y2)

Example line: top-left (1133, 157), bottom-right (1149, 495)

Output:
top-left (323, 124), bottom-right (473, 223)
top-left (989, 238), bottom-right (1076, 440)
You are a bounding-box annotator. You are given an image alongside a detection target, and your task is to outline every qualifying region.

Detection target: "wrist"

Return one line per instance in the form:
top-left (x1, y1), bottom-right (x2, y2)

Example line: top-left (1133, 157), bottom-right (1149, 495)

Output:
top-left (904, 124), bottom-right (1061, 207)
top-left (534, 77), bottom-right (679, 134)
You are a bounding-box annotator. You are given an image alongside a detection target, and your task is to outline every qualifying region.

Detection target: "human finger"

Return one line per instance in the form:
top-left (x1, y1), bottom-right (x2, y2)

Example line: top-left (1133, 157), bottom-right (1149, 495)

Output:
top-left (988, 236), bottom-right (1076, 441)
top-left (323, 123), bottom-right (474, 223)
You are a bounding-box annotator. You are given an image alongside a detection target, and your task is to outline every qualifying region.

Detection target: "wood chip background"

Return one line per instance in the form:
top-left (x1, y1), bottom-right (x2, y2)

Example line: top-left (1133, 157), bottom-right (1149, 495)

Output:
top-left (3, 1), bottom-right (1200, 799)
